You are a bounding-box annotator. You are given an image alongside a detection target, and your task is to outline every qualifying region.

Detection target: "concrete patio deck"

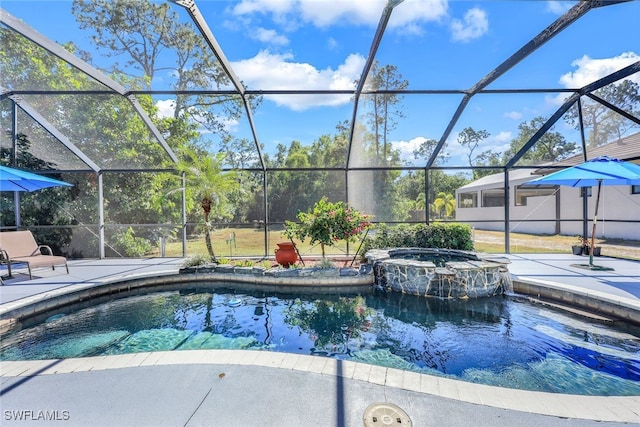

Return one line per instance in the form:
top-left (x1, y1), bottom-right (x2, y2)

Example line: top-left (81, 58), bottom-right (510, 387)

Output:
top-left (1, 254), bottom-right (639, 426)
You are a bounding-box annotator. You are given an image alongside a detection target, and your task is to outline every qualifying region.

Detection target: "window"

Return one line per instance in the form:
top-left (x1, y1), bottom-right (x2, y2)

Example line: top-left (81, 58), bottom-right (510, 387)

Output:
top-left (515, 185), bottom-right (557, 206)
top-left (482, 189), bottom-right (505, 207)
top-left (632, 185), bottom-right (640, 195)
top-left (458, 192), bottom-right (477, 208)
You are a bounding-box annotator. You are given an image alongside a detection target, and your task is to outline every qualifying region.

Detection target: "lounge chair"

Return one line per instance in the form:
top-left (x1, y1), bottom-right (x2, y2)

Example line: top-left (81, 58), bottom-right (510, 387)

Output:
top-left (0, 230), bottom-right (69, 280)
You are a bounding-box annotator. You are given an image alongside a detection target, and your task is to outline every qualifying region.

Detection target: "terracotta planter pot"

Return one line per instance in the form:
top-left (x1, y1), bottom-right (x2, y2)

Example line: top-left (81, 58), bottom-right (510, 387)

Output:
top-left (275, 242), bottom-right (297, 268)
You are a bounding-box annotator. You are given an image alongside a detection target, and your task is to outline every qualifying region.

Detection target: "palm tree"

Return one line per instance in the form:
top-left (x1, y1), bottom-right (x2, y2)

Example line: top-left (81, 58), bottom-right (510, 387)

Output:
top-left (433, 192), bottom-right (455, 219)
top-left (414, 192), bottom-right (426, 211)
top-left (174, 145), bottom-right (237, 261)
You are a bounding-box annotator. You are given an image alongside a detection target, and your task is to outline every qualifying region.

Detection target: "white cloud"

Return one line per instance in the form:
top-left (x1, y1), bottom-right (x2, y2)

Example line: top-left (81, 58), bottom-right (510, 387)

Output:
top-left (232, 0), bottom-right (447, 30)
top-left (392, 136), bottom-right (432, 163)
top-left (232, 0), bottom-right (296, 17)
top-left (394, 131), bottom-right (510, 166)
top-left (546, 1), bottom-right (574, 15)
top-left (489, 131), bottom-right (512, 153)
top-left (559, 52), bottom-right (640, 88)
top-left (450, 8), bottom-right (488, 42)
top-left (155, 99), bottom-right (175, 119)
top-left (393, 132), bottom-right (516, 166)
top-left (492, 131), bottom-right (512, 144)
top-left (252, 27), bottom-right (289, 46)
top-left (219, 117), bottom-right (240, 133)
top-left (298, 0), bottom-right (385, 27)
top-left (443, 132), bottom-right (467, 159)
top-left (232, 0), bottom-right (384, 27)
top-left (231, 50), bottom-right (365, 110)
top-left (388, 0), bottom-right (448, 30)
top-left (504, 111), bottom-right (523, 120)
top-left (548, 51), bottom-right (640, 106)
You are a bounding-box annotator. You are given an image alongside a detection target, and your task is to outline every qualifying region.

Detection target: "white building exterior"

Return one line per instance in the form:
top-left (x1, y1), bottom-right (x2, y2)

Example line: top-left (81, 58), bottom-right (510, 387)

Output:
top-left (455, 163), bottom-right (640, 241)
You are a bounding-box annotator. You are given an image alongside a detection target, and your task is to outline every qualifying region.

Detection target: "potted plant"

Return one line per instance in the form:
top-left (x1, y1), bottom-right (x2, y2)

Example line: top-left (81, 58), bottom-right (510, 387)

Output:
top-left (572, 235), bottom-right (587, 255)
top-left (573, 236), bottom-right (601, 256)
top-left (582, 237), bottom-right (602, 257)
top-left (284, 198), bottom-right (372, 262)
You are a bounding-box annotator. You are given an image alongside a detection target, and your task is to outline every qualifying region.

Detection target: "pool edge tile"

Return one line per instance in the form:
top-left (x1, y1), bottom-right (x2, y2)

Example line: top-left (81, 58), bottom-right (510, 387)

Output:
top-left (306, 356), bottom-right (328, 374)
top-left (336, 360), bottom-right (357, 379)
top-left (419, 374), bottom-right (440, 395)
top-left (436, 377), bottom-right (461, 401)
top-left (384, 368), bottom-right (404, 388)
top-left (368, 365), bottom-right (387, 386)
top-left (278, 353), bottom-right (301, 370)
top-left (351, 362), bottom-right (371, 382)
top-left (253, 352), bottom-right (286, 369)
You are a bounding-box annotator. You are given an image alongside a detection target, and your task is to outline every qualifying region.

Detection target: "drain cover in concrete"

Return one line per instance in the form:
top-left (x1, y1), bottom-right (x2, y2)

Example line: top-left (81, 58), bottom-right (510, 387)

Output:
top-left (363, 402), bottom-right (412, 426)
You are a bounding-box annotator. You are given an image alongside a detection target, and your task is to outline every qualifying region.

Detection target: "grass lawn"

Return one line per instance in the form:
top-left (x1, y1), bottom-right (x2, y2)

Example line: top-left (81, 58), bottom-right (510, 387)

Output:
top-left (153, 227), bottom-right (640, 262)
top-left (472, 230), bottom-right (640, 260)
top-left (159, 227), bottom-right (354, 259)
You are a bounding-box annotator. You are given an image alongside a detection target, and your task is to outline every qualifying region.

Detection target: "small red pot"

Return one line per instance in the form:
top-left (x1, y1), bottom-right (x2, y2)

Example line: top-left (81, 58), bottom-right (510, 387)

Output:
top-left (275, 242), bottom-right (298, 268)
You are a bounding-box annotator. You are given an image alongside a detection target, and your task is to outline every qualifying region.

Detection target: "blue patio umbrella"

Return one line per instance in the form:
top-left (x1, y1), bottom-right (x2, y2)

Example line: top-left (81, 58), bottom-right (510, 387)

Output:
top-left (524, 156), bottom-right (640, 268)
top-left (0, 165), bottom-right (73, 192)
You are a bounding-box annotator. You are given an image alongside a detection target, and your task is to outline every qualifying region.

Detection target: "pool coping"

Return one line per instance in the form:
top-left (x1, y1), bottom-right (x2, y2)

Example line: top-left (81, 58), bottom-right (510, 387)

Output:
top-left (1, 350), bottom-right (639, 423)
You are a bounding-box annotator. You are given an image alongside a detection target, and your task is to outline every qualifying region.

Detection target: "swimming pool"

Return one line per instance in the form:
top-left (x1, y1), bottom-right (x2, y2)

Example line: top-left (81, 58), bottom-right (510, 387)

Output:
top-left (2, 284), bottom-right (639, 396)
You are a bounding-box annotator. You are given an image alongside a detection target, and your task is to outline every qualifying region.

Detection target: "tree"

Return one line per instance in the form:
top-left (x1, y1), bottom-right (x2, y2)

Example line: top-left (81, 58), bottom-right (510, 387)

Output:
top-left (266, 141), bottom-right (315, 222)
top-left (172, 146), bottom-right (238, 261)
top-left (502, 116), bottom-right (576, 165)
top-left (362, 62), bottom-right (408, 165)
top-left (395, 168), bottom-right (470, 222)
top-left (308, 121), bottom-right (349, 168)
top-left (71, 0), bottom-right (255, 147)
top-left (396, 171), bottom-right (424, 208)
top-left (0, 28), bottom-right (94, 91)
top-left (355, 62), bottom-right (408, 221)
top-left (413, 137), bottom-right (445, 165)
top-left (0, 134), bottom-right (75, 255)
top-left (221, 137), bottom-right (263, 223)
top-left (456, 127), bottom-right (491, 179)
top-left (0, 29), bottom-right (168, 256)
top-left (431, 171), bottom-right (470, 197)
top-left (472, 150), bottom-right (503, 180)
top-left (432, 192), bottom-right (456, 219)
top-left (70, 0), bottom-right (268, 246)
top-left (284, 198), bottom-right (371, 259)
top-left (264, 122), bottom-right (352, 223)
top-left (565, 80), bottom-right (640, 147)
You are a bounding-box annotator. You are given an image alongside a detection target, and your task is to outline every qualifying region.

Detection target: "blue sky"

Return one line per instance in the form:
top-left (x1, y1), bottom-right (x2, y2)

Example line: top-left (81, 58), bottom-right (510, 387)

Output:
top-left (3, 0), bottom-right (639, 167)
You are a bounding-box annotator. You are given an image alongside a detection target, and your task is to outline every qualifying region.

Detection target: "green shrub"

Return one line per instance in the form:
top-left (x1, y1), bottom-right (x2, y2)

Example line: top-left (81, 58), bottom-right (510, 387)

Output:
top-left (113, 227), bottom-right (154, 257)
top-left (182, 253), bottom-right (212, 268)
top-left (284, 197), bottom-right (372, 259)
top-left (360, 222), bottom-right (474, 255)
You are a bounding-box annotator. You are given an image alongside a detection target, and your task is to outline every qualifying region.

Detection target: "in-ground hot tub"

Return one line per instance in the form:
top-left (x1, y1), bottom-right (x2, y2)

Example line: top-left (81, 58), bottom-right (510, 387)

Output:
top-left (366, 248), bottom-right (511, 299)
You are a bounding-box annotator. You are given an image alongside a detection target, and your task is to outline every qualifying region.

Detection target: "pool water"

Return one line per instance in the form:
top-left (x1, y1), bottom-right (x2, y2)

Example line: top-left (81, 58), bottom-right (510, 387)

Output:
top-left (2, 286), bottom-right (640, 396)
top-left (393, 251), bottom-right (475, 266)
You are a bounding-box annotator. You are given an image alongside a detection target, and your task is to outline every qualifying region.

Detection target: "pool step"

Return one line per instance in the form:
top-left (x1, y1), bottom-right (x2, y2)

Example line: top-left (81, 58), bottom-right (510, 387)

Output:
top-left (525, 296), bottom-right (616, 323)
